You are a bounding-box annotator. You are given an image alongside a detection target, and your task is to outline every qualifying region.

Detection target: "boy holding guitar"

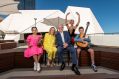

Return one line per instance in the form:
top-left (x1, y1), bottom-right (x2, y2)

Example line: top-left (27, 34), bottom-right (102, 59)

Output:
top-left (74, 22), bottom-right (98, 72)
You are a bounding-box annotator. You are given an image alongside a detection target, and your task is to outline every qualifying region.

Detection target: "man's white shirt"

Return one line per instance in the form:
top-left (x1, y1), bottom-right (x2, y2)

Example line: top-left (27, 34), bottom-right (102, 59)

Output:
top-left (60, 32), bottom-right (65, 43)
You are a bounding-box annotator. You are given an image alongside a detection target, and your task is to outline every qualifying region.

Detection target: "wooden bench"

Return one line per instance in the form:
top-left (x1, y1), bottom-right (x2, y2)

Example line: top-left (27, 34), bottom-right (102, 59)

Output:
top-left (0, 46), bottom-right (119, 73)
top-left (0, 42), bottom-right (17, 50)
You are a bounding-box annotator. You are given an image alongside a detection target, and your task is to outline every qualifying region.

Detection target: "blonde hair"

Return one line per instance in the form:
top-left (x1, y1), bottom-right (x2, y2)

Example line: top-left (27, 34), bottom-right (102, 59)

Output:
top-left (49, 27), bottom-right (56, 35)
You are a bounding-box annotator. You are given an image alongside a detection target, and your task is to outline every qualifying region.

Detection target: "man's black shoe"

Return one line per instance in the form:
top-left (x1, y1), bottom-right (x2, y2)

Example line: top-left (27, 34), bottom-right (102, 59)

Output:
top-left (71, 64), bottom-right (81, 75)
top-left (60, 63), bottom-right (65, 71)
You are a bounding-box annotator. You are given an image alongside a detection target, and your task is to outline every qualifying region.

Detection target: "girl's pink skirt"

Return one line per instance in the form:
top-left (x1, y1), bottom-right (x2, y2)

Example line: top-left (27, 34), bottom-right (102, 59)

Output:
top-left (24, 46), bottom-right (43, 58)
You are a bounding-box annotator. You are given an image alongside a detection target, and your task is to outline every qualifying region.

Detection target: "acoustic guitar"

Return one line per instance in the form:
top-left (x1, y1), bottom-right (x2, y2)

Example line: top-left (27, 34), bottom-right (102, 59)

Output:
top-left (76, 22), bottom-right (90, 48)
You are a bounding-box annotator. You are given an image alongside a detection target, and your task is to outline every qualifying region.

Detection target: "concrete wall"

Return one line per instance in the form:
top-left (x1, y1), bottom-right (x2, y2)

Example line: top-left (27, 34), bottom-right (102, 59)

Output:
top-left (89, 34), bottom-right (119, 47)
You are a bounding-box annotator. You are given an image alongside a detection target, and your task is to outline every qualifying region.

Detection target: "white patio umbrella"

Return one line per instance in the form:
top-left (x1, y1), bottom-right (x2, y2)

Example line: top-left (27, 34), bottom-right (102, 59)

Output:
top-left (3, 10), bottom-right (66, 33)
top-left (41, 17), bottom-right (70, 29)
top-left (0, 0), bottom-right (19, 15)
top-left (23, 23), bottom-right (55, 33)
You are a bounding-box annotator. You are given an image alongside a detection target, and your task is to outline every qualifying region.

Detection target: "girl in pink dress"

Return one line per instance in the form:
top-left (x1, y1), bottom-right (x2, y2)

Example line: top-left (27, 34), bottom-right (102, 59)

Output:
top-left (24, 27), bottom-right (43, 72)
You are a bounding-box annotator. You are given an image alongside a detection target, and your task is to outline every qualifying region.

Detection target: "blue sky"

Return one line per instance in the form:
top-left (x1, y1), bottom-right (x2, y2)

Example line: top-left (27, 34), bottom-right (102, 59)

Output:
top-left (36, 0), bottom-right (119, 33)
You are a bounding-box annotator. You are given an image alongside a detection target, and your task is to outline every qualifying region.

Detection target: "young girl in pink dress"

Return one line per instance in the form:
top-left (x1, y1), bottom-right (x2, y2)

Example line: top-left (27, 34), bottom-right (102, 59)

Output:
top-left (24, 27), bottom-right (43, 72)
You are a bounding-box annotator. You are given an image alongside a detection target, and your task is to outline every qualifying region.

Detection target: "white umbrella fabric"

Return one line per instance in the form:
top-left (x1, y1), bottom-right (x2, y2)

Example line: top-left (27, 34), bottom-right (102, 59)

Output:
top-left (0, 0), bottom-right (19, 15)
top-left (41, 17), bottom-right (70, 28)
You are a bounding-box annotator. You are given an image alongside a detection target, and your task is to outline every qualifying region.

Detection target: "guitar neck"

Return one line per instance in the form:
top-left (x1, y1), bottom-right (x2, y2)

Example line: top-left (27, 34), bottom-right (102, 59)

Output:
top-left (83, 23), bottom-right (89, 37)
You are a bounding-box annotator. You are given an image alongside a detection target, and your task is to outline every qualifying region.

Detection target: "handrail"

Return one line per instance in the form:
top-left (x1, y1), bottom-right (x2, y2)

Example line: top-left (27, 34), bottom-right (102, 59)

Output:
top-left (88, 32), bottom-right (119, 35)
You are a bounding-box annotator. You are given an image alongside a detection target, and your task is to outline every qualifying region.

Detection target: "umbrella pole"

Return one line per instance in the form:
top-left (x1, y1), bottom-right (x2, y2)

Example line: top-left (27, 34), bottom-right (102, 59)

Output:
top-left (34, 18), bottom-right (37, 27)
top-left (57, 17), bottom-right (59, 30)
top-left (58, 17), bottom-right (59, 26)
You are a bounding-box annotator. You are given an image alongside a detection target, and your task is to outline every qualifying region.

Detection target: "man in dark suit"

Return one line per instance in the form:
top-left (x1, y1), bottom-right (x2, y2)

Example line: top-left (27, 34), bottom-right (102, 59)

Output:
top-left (56, 24), bottom-right (80, 75)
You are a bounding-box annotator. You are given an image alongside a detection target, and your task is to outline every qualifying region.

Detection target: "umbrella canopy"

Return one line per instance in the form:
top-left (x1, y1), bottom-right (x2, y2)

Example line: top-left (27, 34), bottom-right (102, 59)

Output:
top-left (41, 17), bottom-right (70, 29)
top-left (0, 30), bottom-right (4, 35)
top-left (0, 10), bottom-right (66, 33)
top-left (23, 23), bottom-right (55, 33)
top-left (0, 0), bottom-right (19, 15)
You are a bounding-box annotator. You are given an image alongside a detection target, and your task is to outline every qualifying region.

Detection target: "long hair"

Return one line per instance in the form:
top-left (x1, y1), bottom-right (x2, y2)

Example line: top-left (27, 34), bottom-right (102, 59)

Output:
top-left (49, 27), bottom-right (56, 35)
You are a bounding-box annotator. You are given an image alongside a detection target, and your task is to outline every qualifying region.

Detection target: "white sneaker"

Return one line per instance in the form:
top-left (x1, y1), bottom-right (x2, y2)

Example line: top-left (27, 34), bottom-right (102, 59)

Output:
top-left (91, 64), bottom-right (98, 72)
top-left (37, 63), bottom-right (41, 71)
top-left (34, 62), bottom-right (37, 71)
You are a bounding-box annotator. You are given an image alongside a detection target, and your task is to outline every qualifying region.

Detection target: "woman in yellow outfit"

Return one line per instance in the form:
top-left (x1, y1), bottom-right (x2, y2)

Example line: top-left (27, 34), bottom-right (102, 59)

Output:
top-left (43, 27), bottom-right (57, 67)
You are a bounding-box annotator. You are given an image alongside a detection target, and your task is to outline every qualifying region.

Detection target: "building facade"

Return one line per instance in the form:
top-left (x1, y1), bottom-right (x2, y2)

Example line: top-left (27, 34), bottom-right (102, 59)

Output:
top-left (18, 0), bottom-right (35, 10)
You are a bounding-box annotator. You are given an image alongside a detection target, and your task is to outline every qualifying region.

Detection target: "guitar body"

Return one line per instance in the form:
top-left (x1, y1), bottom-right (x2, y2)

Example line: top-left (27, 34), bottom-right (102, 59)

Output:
top-left (76, 22), bottom-right (90, 48)
top-left (76, 34), bottom-right (88, 48)
top-left (76, 42), bottom-right (88, 48)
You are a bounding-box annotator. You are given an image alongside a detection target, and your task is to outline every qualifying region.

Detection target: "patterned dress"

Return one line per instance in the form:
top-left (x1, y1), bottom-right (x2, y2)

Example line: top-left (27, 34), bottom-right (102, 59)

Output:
top-left (24, 35), bottom-right (43, 58)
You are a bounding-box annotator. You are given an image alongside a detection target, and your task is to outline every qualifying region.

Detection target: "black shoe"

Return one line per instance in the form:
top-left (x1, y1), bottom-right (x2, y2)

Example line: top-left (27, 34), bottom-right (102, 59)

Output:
top-left (91, 64), bottom-right (98, 72)
top-left (71, 64), bottom-right (81, 75)
top-left (60, 62), bottom-right (65, 71)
